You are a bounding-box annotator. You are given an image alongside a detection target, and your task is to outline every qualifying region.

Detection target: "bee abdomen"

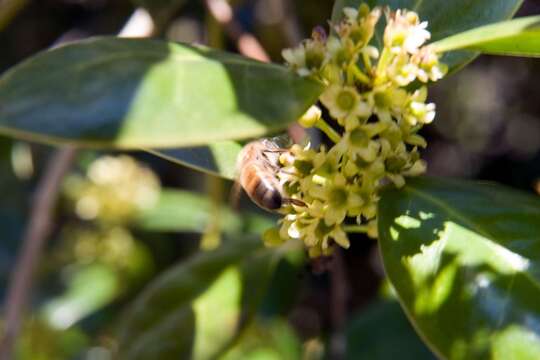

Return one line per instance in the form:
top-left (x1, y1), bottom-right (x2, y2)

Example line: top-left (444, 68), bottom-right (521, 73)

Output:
top-left (255, 178), bottom-right (282, 210)
top-left (241, 164), bottom-right (282, 211)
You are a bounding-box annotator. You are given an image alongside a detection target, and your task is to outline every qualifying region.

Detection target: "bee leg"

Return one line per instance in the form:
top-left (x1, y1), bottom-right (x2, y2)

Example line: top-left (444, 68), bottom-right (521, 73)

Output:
top-left (263, 149), bottom-right (289, 154)
top-left (279, 170), bottom-right (297, 176)
top-left (283, 198), bottom-right (307, 207)
top-left (229, 181), bottom-right (243, 211)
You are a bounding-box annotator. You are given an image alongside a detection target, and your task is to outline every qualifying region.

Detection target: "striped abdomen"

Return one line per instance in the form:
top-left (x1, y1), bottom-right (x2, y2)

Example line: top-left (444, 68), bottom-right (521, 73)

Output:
top-left (239, 163), bottom-right (283, 211)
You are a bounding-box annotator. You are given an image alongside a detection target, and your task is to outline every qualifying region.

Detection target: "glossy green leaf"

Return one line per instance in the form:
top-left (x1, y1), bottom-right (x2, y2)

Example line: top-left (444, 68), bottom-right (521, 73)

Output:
top-left (135, 189), bottom-right (273, 234)
top-left (146, 140), bottom-right (242, 180)
top-left (331, 0), bottom-right (523, 71)
top-left (346, 300), bottom-right (435, 360)
top-left (378, 177), bottom-right (540, 359)
top-left (432, 16), bottom-right (540, 57)
top-left (135, 189), bottom-right (242, 233)
top-left (220, 319), bottom-right (302, 360)
top-left (117, 238), bottom-right (282, 360)
top-left (0, 37), bottom-right (323, 148)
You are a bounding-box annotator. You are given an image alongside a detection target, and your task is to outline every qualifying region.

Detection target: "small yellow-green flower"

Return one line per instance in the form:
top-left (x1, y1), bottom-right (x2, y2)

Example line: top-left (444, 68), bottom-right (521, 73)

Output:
top-left (320, 85), bottom-right (371, 122)
top-left (368, 86), bottom-right (408, 123)
top-left (403, 87), bottom-right (436, 125)
top-left (412, 46), bottom-right (448, 82)
top-left (384, 9), bottom-right (430, 54)
top-left (282, 46), bottom-right (308, 76)
top-left (336, 128), bottom-right (381, 163)
top-left (282, 27), bottom-right (327, 77)
top-left (309, 173), bottom-right (364, 225)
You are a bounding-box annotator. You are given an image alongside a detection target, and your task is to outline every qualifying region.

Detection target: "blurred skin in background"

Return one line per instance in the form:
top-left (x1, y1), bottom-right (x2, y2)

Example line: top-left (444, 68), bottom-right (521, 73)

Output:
top-left (0, 0), bottom-right (539, 359)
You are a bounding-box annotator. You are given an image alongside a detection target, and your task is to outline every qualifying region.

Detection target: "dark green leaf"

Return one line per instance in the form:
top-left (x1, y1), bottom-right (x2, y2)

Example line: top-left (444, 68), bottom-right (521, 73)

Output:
top-left (0, 37), bottom-right (323, 148)
top-left (117, 238), bottom-right (282, 360)
top-left (432, 16), bottom-right (540, 57)
top-left (378, 177), bottom-right (540, 359)
top-left (146, 140), bottom-right (242, 180)
top-left (346, 300), bottom-right (435, 360)
top-left (331, 0), bottom-right (523, 71)
top-left (258, 247), bottom-right (306, 317)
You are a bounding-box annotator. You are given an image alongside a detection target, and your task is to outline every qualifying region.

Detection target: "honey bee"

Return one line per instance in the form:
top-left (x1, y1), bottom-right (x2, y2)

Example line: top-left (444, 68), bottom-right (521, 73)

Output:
top-left (235, 137), bottom-right (303, 212)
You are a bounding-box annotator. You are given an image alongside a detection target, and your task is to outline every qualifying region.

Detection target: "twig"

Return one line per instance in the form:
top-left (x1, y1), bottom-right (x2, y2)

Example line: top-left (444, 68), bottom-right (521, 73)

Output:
top-left (0, 147), bottom-right (77, 360)
top-left (276, 0), bottom-right (303, 46)
top-left (204, 0), bottom-right (270, 62)
top-left (0, 0), bottom-right (29, 31)
top-left (329, 248), bottom-right (349, 360)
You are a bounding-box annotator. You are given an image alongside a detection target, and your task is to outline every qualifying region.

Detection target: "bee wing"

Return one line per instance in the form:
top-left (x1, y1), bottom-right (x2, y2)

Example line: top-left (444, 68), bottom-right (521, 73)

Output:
top-left (267, 134), bottom-right (292, 148)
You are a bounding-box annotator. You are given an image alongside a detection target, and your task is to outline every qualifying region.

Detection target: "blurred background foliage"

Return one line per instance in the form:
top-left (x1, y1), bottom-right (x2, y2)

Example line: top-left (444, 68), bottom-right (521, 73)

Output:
top-left (0, 0), bottom-right (540, 359)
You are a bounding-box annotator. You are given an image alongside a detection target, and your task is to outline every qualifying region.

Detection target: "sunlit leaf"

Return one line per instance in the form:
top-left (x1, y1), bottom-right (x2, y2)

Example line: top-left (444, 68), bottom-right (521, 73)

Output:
top-left (432, 16), bottom-right (540, 57)
top-left (378, 177), bottom-right (540, 359)
top-left (117, 238), bottom-right (282, 360)
top-left (0, 37), bottom-right (323, 148)
top-left (346, 300), bottom-right (435, 360)
top-left (146, 140), bottom-right (242, 180)
top-left (220, 318), bottom-right (302, 360)
top-left (41, 264), bottom-right (119, 330)
top-left (331, 0), bottom-right (523, 71)
top-left (135, 189), bottom-right (240, 233)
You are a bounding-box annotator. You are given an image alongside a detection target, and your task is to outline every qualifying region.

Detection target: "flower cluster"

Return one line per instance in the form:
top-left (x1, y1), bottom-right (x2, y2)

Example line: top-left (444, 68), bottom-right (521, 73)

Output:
top-left (64, 155), bottom-right (160, 224)
top-left (270, 4), bottom-right (447, 257)
top-left (49, 155), bottom-right (158, 316)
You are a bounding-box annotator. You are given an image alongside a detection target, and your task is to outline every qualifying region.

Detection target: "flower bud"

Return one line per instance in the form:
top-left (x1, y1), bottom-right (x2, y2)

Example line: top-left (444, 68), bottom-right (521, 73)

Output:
top-left (299, 105), bottom-right (322, 128)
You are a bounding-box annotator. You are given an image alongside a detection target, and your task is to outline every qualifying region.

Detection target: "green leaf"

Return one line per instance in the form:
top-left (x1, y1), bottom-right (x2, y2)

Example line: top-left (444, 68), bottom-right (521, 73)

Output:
top-left (146, 140), bottom-right (242, 180)
top-left (331, 0), bottom-right (523, 71)
top-left (258, 247), bottom-right (306, 317)
top-left (41, 264), bottom-right (119, 330)
top-left (135, 189), bottom-right (274, 234)
top-left (117, 238), bottom-right (282, 360)
top-left (135, 189), bottom-right (241, 233)
top-left (0, 37), bottom-right (323, 148)
top-left (346, 300), bottom-right (435, 360)
top-left (432, 16), bottom-right (540, 57)
top-left (378, 177), bottom-right (540, 359)
top-left (220, 318), bottom-right (302, 360)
